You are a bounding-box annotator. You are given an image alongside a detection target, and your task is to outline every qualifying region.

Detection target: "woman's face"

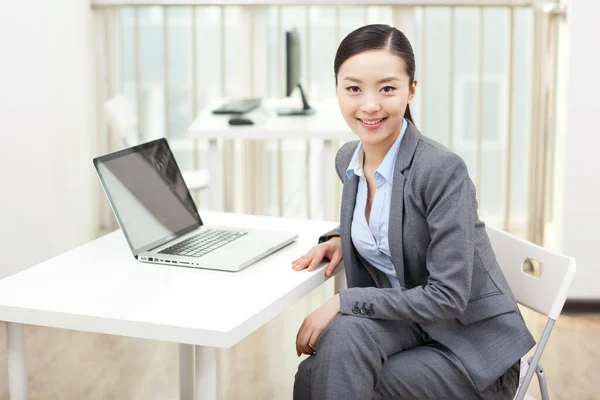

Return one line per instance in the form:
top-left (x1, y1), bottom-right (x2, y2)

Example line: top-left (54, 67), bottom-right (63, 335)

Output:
top-left (336, 50), bottom-right (417, 148)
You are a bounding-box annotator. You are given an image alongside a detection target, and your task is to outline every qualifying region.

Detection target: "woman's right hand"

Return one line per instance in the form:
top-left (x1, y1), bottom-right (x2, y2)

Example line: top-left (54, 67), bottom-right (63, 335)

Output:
top-left (291, 237), bottom-right (342, 277)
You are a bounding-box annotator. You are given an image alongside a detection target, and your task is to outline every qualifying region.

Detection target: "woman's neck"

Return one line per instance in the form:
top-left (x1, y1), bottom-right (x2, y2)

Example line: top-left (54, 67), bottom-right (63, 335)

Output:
top-left (362, 130), bottom-right (400, 172)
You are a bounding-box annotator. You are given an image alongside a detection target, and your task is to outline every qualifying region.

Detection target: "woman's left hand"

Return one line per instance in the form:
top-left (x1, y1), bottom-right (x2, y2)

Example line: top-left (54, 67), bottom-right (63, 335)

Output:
top-left (296, 294), bottom-right (341, 357)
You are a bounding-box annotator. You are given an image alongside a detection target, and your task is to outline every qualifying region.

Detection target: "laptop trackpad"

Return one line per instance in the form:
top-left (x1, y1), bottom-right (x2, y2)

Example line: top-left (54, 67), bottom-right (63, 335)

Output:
top-left (197, 231), bottom-right (281, 267)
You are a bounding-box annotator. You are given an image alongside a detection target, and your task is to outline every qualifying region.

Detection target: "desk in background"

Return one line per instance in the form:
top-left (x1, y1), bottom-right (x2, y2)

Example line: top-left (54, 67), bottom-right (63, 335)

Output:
top-left (188, 98), bottom-right (354, 221)
top-left (0, 212), bottom-right (340, 400)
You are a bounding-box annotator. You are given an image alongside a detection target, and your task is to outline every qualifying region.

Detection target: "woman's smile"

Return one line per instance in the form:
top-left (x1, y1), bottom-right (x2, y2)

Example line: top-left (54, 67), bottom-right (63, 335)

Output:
top-left (357, 117), bottom-right (387, 130)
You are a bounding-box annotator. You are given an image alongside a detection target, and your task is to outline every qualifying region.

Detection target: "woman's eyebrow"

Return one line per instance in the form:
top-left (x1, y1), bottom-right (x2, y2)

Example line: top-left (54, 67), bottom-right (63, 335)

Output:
top-left (342, 76), bottom-right (400, 84)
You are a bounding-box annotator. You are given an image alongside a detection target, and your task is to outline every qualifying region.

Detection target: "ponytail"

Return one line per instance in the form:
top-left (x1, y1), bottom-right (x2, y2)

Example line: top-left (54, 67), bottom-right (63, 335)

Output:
top-left (404, 104), bottom-right (415, 128)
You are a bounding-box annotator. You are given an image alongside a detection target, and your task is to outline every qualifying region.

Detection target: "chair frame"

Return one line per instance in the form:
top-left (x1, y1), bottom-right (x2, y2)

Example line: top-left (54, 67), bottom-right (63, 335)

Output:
top-left (485, 225), bottom-right (576, 400)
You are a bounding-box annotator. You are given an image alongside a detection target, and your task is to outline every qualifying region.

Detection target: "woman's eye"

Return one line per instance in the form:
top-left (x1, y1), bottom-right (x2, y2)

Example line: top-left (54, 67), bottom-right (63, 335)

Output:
top-left (381, 86), bottom-right (396, 93)
top-left (346, 86), bottom-right (361, 93)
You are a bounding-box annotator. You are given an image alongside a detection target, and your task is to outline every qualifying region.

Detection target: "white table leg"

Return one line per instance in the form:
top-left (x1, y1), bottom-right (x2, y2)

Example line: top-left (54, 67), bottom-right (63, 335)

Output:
top-left (321, 139), bottom-right (335, 222)
top-left (323, 279), bottom-right (334, 303)
top-left (277, 139), bottom-right (284, 217)
top-left (195, 345), bottom-right (217, 400)
top-left (255, 141), bottom-right (266, 215)
top-left (335, 268), bottom-right (347, 292)
top-left (322, 139), bottom-right (336, 303)
top-left (208, 139), bottom-right (222, 212)
top-left (179, 343), bottom-right (195, 400)
top-left (6, 322), bottom-right (28, 400)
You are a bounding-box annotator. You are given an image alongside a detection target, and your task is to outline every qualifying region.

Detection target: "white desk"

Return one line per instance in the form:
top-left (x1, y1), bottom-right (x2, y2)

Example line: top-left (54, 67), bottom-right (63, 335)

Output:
top-left (188, 98), bottom-right (354, 220)
top-left (0, 212), bottom-right (339, 400)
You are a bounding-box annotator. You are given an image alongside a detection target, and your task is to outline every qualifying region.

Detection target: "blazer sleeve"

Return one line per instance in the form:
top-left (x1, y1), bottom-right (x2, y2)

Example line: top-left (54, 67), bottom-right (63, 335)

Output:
top-left (318, 226), bottom-right (340, 244)
top-left (338, 152), bottom-right (476, 323)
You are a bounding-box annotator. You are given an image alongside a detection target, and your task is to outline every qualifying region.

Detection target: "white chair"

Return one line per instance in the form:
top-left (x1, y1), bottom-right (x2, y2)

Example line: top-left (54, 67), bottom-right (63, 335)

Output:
top-left (103, 94), bottom-right (210, 193)
top-left (486, 226), bottom-right (576, 400)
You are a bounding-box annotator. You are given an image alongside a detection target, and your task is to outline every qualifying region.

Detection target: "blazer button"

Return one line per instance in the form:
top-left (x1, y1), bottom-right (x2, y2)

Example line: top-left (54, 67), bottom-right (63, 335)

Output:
top-left (367, 303), bottom-right (374, 316)
top-left (359, 302), bottom-right (368, 315)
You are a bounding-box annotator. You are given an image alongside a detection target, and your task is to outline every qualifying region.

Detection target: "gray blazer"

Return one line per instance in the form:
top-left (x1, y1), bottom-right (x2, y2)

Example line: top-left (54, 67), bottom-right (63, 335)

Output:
top-left (319, 121), bottom-right (535, 392)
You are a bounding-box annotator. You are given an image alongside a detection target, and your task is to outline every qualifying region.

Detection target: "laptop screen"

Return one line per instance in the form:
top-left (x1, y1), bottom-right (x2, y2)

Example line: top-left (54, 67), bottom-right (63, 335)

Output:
top-left (93, 139), bottom-right (202, 256)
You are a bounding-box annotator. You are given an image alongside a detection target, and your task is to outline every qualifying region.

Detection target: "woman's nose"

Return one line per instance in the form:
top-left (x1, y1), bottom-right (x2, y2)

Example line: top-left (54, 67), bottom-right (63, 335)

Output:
top-left (360, 97), bottom-right (381, 113)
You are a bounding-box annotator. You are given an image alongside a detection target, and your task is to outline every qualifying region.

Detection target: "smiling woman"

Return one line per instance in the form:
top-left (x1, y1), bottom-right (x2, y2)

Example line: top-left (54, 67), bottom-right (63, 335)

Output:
top-left (290, 24), bottom-right (534, 400)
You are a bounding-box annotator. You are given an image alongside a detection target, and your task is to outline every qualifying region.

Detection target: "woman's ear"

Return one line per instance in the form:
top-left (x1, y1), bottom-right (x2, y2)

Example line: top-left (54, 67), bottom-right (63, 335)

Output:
top-left (408, 80), bottom-right (418, 103)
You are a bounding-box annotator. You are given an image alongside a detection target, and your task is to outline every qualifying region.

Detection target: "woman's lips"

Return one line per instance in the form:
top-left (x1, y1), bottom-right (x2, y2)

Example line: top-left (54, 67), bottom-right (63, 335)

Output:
top-left (357, 117), bottom-right (387, 130)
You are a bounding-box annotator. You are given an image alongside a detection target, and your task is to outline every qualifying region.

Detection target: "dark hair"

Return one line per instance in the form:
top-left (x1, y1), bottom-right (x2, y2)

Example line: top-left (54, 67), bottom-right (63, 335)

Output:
top-left (334, 24), bottom-right (416, 125)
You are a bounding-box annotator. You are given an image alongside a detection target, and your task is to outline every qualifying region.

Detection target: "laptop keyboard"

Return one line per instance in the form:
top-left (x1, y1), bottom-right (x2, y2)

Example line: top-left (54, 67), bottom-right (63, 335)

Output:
top-left (158, 229), bottom-right (247, 258)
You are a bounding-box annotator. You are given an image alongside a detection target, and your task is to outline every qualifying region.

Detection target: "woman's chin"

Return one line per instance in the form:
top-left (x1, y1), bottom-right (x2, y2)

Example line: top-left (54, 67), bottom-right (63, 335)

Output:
top-left (357, 131), bottom-right (390, 146)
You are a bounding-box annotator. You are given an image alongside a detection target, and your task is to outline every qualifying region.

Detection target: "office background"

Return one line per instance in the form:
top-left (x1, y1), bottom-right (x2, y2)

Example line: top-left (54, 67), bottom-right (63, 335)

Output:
top-left (0, 0), bottom-right (598, 398)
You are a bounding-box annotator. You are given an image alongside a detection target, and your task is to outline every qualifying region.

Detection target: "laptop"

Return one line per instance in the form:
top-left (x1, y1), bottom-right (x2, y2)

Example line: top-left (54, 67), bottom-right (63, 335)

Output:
top-left (93, 138), bottom-right (298, 272)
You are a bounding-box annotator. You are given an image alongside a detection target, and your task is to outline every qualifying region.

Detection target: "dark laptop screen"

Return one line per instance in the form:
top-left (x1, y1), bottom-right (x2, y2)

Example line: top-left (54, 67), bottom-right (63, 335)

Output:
top-left (93, 139), bottom-right (202, 256)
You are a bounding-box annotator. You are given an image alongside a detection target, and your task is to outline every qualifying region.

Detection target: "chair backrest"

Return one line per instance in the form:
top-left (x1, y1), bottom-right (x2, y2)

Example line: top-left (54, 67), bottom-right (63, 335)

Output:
top-left (103, 93), bottom-right (138, 149)
top-left (486, 225), bottom-right (576, 320)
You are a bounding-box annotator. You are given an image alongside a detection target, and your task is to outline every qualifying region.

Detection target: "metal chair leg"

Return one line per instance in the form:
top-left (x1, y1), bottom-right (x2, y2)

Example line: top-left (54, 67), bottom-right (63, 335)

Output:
top-left (532, 361), bottom-right (549, 400)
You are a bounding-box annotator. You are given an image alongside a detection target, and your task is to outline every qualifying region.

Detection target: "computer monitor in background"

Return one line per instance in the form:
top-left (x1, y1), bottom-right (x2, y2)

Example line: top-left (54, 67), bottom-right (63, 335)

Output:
top-left (277, 28), bottom-right (315, 116)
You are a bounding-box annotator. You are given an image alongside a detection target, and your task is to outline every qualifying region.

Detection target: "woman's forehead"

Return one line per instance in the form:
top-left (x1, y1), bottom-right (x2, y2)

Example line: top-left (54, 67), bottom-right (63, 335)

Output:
top-left (338, 50), bottom-right (408, 79)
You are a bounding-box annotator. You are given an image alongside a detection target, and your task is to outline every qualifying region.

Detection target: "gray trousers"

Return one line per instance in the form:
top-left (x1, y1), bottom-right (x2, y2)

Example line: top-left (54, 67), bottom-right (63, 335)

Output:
top-left (293, 315), bottom-right (520, 400)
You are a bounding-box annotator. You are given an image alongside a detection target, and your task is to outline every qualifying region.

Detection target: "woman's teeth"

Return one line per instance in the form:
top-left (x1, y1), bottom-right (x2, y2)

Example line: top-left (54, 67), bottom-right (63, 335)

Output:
top-left (360, 118), bottom-right (383, 125)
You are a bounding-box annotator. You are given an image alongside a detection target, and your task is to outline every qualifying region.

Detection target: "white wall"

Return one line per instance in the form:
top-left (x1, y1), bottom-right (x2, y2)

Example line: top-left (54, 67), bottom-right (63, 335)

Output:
top-left (0, 1), bottom-right (97, 278)
top-left (560, 0), bottom-right (600, 299)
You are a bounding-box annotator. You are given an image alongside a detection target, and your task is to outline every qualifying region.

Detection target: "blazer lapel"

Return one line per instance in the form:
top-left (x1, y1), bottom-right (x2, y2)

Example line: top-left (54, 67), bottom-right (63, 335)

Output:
top-left (341, 172), bottom-right (358, 271)
top-left (388, 122), bottom-right (420, 282)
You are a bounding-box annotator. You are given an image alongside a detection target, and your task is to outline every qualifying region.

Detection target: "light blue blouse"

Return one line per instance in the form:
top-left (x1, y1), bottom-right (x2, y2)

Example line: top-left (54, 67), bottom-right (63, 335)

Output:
top-left (346, 118), bottom-right (408, 288)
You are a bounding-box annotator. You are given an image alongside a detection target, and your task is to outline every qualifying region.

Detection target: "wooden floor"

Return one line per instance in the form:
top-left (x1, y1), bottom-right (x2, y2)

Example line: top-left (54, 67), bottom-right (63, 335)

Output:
top-left (0, 286), bottom-right (598, 400)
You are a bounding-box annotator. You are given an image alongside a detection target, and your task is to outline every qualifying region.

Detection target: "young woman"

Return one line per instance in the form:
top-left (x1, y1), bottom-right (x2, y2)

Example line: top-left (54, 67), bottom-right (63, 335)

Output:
top-left (290, 24), bottom-right (534, 400)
